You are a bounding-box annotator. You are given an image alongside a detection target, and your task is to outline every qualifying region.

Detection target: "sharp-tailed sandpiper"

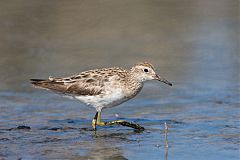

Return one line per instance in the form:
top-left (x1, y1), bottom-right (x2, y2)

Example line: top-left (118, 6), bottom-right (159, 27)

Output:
top-left (30, 62), bottom-right (172, 131)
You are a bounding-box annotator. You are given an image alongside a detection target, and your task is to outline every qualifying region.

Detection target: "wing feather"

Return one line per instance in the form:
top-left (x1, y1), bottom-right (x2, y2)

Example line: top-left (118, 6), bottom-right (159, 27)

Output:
top-left (30, 67), bottom-right (127, 96)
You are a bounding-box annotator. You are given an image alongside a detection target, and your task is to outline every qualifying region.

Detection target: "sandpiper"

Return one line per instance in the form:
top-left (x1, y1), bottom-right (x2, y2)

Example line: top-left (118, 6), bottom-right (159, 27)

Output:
top-left (30, 62), bottom-right (172, 131)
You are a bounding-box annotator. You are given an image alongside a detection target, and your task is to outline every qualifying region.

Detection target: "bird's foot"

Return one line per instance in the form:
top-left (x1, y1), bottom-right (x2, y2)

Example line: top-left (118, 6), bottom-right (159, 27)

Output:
top-left (91, 112), bottom-right (144, 131)
top-left (104, 120), bottom-right (145, 131)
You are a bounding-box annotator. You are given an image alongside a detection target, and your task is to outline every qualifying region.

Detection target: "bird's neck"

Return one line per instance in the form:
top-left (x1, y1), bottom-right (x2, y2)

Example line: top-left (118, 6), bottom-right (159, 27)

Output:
top-left (129, 69), bottom-right (144, 83)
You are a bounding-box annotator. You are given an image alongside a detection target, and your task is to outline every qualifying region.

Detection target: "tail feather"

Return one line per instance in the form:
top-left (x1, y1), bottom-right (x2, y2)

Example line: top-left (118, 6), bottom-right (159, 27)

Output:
top-left (30, 79), bottom-right (66, 92)
top-left (30, 79), bottom-right (48, 86)
top-left (30, 79), bottom-right (46, 82)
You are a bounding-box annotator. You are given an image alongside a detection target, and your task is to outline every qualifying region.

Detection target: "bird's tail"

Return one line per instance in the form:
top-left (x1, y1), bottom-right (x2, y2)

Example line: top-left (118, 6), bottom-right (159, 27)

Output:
top-left (30, 78), bottom-right (65, 92)
top-left (30, 79), bottom-right (49, 89)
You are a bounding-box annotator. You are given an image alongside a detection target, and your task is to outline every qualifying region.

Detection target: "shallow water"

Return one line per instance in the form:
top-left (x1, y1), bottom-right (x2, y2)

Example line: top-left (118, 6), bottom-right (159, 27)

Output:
top-left (0, 0), bottom-right (239, 160)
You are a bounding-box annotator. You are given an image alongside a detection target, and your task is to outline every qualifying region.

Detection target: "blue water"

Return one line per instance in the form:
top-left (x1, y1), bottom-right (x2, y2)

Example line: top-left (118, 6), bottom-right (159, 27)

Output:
top-left (0, 82), bottom-right (239, 159)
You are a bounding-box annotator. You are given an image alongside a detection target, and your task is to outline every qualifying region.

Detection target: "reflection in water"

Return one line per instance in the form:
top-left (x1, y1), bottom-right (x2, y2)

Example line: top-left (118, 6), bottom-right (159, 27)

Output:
top-left (79, 135), bottom-right (127, 160)
top-left (74, 129), bottom-right (142, 160)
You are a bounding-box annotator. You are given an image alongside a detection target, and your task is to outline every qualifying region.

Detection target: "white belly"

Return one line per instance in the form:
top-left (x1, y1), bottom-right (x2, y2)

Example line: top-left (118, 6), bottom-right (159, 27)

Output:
top-left (75, 88), bottom-right (127, 111)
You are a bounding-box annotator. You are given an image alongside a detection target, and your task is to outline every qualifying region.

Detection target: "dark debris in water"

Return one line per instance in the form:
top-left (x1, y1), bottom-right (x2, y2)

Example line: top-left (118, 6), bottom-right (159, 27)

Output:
top-left (1, 125), bottom-right (31, 131)
top-left (17, 125), bottom-right (31, 130)
top-left (67, 120), bottom-right (75, 123)
top-left (39, 126), bottom-right (95, 132)
top-left (40, 126), bottom-right (77, 131)
top-left (224, 125), bottom-right (239, 129)
top-left (47, 126), bottom-right (74, 131)
top-left (0, 138), bottom-right (10, 141)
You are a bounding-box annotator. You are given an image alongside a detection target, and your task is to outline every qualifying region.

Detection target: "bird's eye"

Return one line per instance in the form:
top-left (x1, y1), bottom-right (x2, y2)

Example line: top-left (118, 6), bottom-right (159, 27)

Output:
top-left (144, 68), bottom-right (149, 73)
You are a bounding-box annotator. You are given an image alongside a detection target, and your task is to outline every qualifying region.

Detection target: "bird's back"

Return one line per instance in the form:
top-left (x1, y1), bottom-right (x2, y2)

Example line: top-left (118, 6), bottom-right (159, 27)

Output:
top-left (30, 67), bottom-right (130, 96)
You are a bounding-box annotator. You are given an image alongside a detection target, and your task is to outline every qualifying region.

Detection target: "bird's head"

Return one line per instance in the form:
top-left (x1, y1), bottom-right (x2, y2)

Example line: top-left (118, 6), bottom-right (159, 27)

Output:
top-left (130, 62), bottom-right (172, 86)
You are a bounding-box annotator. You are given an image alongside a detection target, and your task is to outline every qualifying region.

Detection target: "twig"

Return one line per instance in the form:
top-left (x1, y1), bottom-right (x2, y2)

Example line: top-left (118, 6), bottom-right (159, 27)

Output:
top-left (164, 122), bottom-right (169, 160)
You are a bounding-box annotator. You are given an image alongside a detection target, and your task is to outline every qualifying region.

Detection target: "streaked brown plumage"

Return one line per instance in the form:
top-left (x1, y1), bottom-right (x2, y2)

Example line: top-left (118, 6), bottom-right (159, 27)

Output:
top-left (31, 67), bottom-right (129, 96)
top-left (30, 62), bottom-right (172, 130)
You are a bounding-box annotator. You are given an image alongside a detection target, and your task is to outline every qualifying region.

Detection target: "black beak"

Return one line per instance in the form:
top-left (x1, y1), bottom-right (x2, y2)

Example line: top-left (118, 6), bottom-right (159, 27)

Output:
top-left (155, 75), bottom-right (172, 86)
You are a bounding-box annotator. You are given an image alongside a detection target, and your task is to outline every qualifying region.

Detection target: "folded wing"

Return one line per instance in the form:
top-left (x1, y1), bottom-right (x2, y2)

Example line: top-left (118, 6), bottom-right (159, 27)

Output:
top-left (30, 77), bottom-right (103, 96)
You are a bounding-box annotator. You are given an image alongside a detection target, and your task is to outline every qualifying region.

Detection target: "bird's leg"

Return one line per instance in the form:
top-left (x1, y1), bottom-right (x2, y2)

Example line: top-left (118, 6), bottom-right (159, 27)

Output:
top-left (92, 112), bottom-right (98, 130)
top-left (92, 111), bottom-right (105, 130)
top-left (96, 111), bottom-right (106, 126)
top-left (92, 111), bottom-right (144, 131)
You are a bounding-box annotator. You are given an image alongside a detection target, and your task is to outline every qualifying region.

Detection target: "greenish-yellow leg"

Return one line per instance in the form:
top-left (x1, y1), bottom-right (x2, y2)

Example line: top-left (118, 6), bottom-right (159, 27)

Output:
top-left (91, 112), bottom-right (98, 130)
top-left (92, 111), bottom-right (144, 131)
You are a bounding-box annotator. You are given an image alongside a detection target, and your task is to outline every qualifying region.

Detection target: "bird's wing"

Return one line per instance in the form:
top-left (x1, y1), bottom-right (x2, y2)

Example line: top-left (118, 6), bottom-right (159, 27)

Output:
top-left (31, 67), bottom-right (128, 96)
top-left (31, 71), bottom-right (107, 96)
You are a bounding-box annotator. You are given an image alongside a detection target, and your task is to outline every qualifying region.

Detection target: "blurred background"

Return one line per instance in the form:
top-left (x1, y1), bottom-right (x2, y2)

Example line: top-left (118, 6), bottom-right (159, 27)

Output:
top-left (0, 0), bottom-right (239, 160)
